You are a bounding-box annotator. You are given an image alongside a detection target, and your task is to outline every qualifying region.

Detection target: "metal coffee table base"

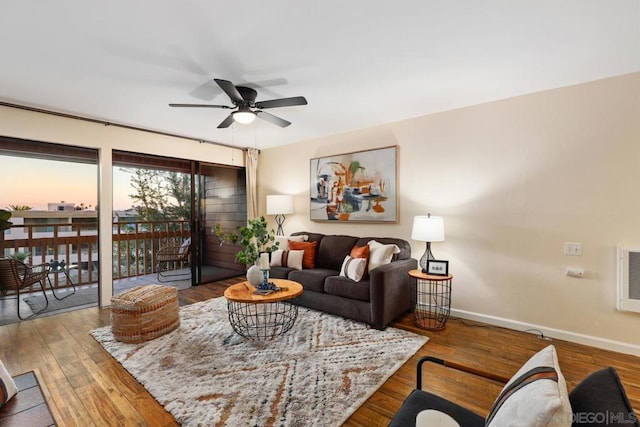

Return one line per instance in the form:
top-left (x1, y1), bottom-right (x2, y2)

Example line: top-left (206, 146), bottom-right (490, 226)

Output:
top-left (227, 299), bottom-right (299, 340)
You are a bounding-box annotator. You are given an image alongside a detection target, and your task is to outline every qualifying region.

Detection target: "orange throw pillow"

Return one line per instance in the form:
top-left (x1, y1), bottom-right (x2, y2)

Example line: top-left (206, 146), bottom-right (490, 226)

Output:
top-left (288, 240), bottom-right (317, 269)
top-left (350, 245), bottom-right (370, 277)
top-left (350, 244), bottom-right (369, 259)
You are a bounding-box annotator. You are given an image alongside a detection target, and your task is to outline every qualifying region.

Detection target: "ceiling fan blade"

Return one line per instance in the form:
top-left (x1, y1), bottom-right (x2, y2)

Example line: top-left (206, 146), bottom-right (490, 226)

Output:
top-left (256, 111), bottom-right (291, 127)
top-left (169, 103), bottom-right (231, 109)
top-left (214, 79), bottom-right (244, 104)
top-left (255, 96), bottom-right (308, 109)
top-left (217, 114), bottom-right (235, 128)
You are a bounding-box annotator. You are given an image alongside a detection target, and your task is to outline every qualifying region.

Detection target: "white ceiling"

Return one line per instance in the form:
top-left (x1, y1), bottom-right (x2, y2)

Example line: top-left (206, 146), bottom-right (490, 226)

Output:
top-left (1, 1), bottom-right (639, 150)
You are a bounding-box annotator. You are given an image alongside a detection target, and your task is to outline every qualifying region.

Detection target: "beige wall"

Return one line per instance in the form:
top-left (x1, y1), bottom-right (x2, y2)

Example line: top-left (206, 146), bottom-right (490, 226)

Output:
top-left (0, 105), bottom-right (244, 305)
top-left (258, 72), bottom-right (640, 354)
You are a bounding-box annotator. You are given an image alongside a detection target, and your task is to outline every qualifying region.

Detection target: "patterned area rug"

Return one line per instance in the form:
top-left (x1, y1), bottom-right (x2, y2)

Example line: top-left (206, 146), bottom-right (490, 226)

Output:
top-left (92, 297), bottom-right (427, 426)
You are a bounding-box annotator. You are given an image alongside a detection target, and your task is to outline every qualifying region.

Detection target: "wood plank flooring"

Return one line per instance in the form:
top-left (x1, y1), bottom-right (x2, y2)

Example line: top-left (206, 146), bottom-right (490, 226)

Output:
top-left (1, 277), bottom-right (638, 426)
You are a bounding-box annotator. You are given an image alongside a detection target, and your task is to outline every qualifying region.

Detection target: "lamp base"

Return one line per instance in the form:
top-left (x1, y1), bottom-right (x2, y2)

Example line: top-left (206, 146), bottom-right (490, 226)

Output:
top-left (419, 242), bottom-right (435, 273)
top-left (274, 214), bottom-right (286, 236)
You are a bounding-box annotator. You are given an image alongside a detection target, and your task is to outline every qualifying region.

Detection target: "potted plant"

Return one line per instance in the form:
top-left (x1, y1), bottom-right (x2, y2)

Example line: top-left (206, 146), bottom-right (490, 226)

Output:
top-left (0, 209), bottom-right (12, 232)
top-left (214, 216), bottom-right (279, 285)
top-left (8, 251), bottom-right (31, 263)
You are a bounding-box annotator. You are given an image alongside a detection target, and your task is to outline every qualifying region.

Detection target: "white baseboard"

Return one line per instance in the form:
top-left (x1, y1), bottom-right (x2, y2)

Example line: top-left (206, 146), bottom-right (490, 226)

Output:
top-left (450, 308), bottom-right (640, 357)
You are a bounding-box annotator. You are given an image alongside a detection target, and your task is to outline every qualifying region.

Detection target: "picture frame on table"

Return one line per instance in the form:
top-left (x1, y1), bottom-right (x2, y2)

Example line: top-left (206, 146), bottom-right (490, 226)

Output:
top-left (425, 259), bottom-right (449, 276)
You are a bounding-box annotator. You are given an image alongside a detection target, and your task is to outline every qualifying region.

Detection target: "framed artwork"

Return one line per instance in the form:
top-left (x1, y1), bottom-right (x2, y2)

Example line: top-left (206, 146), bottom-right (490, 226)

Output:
top-left (426, 260), bottom-right (449, 276)
top-left (310, 146), bottom-right (397, 223)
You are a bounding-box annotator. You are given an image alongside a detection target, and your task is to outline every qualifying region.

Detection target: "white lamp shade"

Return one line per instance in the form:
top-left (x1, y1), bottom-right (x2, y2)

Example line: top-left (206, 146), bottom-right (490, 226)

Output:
top-left (266, 195), bottom-right (294, 215)
top-left (411, 215), bottom-right (445, 242)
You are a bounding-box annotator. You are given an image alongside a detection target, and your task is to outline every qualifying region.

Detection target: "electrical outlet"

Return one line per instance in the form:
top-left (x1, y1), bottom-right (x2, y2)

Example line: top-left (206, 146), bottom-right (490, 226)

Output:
top-left (566, 267), bottom-right (584, 278)
top-left (564, 242), bottom-right (582, 256)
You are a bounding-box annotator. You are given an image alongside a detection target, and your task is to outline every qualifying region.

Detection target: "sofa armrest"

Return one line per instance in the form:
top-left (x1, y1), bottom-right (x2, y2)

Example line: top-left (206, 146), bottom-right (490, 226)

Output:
top-left (369, 258), bottom-right (417, 329)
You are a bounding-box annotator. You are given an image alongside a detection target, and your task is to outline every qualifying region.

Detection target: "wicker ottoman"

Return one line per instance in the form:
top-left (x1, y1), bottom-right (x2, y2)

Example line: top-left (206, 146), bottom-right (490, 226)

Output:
top-left (111, 285), bottom-right (180, 343)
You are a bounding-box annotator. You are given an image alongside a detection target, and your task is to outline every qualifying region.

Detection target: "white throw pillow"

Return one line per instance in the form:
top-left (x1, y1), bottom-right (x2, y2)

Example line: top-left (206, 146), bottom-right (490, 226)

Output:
top-left (270, 249), bottom-right (304, 270)
top-left (275, 235), bottom-right (308, 251)
top-left (0, 359), bottom-right (18, 406)
top-left (179, 237), bottom-right (191, 255)
top-left (486, 345), bottom-right (572, 427)
top-left (339, 256), bottom-right (367, 282)
top-left (416, 410), bottom-right (460, 427)
top-left (367, 240), bottom-right (400, 273)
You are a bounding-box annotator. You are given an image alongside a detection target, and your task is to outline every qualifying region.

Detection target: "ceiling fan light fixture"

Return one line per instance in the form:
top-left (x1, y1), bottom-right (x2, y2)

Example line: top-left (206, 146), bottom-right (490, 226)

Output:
top-left (232, 110), bottom-right (256, 124)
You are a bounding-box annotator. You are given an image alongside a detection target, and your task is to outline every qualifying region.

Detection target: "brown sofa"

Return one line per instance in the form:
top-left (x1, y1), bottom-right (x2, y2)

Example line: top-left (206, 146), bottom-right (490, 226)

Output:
top-left (269, 232), bottom-right (416, 330)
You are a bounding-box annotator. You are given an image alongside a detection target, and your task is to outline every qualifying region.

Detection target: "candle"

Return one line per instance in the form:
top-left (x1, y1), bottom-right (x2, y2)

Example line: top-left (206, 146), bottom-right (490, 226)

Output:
top-left (259, 252), bottom-right (270, 270)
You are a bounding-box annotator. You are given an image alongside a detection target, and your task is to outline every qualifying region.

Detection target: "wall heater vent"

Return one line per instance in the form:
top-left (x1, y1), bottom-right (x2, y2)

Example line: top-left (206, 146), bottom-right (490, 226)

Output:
top-left (616, 247), bottom-right (640, 313)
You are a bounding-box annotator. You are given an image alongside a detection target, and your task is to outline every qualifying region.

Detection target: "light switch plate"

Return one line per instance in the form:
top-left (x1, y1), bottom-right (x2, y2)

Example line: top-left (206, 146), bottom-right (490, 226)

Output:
top-left (564, 242), bottom-right (582, 256)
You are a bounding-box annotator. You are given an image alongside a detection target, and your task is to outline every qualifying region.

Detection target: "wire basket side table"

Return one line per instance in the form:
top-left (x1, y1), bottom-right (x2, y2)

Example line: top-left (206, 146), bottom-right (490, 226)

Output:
top-left (223, 279), bottom-right (303, 340)
top-left (408, 269), bottom-right (453, 331)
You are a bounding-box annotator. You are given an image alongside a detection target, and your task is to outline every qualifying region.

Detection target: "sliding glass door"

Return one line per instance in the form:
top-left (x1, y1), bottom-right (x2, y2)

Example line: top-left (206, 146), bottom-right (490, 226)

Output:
top-left (194, 163), bottom-right (247, 283)
top-left (112, 152), bottom-right (247, 287)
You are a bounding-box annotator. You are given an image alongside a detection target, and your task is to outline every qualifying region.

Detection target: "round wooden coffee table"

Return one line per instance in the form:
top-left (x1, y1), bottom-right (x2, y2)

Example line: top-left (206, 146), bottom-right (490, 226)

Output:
top-left (223, 279), bottom-right (303, 340)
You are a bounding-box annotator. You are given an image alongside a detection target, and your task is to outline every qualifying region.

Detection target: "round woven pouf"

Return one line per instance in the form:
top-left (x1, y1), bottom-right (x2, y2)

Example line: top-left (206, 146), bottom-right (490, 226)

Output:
top-left (110, 284), bottom-right (180, 343)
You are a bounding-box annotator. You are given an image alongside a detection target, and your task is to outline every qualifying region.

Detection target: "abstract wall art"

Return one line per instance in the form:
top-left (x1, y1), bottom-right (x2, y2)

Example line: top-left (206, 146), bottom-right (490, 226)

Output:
top-left (310, 146), bottom-right (397, 223)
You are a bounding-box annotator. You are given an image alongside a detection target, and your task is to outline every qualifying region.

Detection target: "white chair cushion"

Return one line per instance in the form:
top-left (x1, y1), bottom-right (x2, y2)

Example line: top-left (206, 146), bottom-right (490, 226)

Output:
top-left (416, 410), bottom-right (461, 427)
top-left (486, 345), bottom-right (572, 427)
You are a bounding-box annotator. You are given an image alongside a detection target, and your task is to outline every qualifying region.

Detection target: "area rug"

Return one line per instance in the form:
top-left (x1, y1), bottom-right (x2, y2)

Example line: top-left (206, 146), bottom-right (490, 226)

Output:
top-left (91, 297), bottom-right (427, 426)
top-left (23, 286), bottom-right (98, 314)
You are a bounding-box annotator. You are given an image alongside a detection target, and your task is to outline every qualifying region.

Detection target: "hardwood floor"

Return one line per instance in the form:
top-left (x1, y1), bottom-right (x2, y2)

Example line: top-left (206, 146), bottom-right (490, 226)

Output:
top-left (1, 277), bottom-right (638, 426)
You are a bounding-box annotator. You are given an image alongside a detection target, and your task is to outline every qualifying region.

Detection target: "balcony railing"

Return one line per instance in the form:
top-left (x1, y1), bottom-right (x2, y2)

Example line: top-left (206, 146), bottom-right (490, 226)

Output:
top-left (1, 220), bottom-right (190, 292)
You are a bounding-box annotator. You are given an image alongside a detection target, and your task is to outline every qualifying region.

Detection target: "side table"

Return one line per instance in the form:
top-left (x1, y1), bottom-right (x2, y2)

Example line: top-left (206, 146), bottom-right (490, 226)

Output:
top-left (408, 269), bottom-right (453, 330)
top-left (47, 262), bottom-right (77, 300)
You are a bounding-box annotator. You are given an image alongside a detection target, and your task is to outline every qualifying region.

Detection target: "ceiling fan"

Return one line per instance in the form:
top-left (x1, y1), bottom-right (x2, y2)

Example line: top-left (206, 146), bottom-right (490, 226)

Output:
top-left (169, 78), bottom-right (307, 128)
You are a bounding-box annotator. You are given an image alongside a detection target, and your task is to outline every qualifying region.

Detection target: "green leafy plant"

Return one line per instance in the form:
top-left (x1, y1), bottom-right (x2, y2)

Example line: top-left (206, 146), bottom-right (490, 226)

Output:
top-left (214, 216), bottom-right (279, 265)
top-left (0, 209), bottom-right (13, 232)
top-left (8, 251), bottom-right (31, 262)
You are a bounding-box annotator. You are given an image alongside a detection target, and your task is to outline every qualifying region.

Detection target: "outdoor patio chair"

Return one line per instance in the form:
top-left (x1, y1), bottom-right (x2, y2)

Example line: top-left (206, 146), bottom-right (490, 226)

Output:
top-left (156, 238), bottom-right (191, 282)
top-left (0, 258), bottom-right (50, 320)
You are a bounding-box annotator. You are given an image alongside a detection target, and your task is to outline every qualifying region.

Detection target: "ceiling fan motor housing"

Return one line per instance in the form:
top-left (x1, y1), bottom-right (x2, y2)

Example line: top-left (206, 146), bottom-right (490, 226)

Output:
top-left (235, 86), bottom-right (258, 106)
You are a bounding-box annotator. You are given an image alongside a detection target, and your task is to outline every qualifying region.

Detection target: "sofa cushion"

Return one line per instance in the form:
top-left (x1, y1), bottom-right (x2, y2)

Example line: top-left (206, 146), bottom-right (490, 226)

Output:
top-left (350, 244), bottom-right (370, 277)
top-left (270, 249), bottom-right (304, 270)
top-left (339, 256), bottom-right (367, 282)
top-left (289, 240), bottom-right (318, 269)
top-left (486, 345), bottom-right (571, 427)
top-left (291, 231), bottom-right (324, 245)
top-left (275, 234), bottom-right (308, 251)
top-left (289, 269), bottom-right (337, 293)
top-left (356, 237), bottom-right (412, 261)
top-left (324, 276), bottom-right (371, 302)
top-left (367, 240), bottom-right (401, 273)
top-left (569, 367), bottom-right (639, 427)
top-left (350, 244), bottom-right (369, 258)
top-left (268, 266), bottom-right (293, 279)
top-left (316, 235), bottom-right (359, 270)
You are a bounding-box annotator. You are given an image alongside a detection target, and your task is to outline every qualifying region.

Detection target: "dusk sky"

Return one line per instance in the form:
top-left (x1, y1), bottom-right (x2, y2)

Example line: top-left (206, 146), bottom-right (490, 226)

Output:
top-left (0, 155), bottom-right (134, 211)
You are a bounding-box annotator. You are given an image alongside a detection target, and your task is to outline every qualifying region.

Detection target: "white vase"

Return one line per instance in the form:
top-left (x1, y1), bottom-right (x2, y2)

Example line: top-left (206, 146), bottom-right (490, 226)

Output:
top-left (246, 264), bottom-right (263, 286)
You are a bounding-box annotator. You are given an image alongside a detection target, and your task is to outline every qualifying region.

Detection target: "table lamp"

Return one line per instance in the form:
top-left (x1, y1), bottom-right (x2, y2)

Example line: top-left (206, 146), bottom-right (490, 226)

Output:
top-left (266, 194), bottom-right (294, 236)
top-left (411, 214), bottom-right (445, 272)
